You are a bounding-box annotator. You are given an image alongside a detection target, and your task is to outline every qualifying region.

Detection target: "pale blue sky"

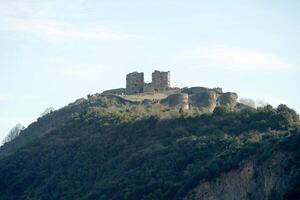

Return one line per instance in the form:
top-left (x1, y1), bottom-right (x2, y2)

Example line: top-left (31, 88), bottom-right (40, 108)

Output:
top-left (0, 0), bottom-right (299, 142)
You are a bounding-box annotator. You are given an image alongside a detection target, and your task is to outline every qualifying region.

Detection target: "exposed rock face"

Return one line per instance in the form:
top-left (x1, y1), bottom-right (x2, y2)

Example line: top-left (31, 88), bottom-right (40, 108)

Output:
top-left (213, 87), bottom-right (223, 94)
top-left (159, 87), bottom-right (238, 111)
top-left (182, 87), bottom-right (223, 95)
top-left (161, 93), bottom-right (189, 110)
top-left (185, 153), bottom-right (294, 200)
top-left (217, 92), bottom-right (238, 107)
top-left (182, 87), bottom-right (211, 95)
top-left (189, 91), bottom-right (218, 111)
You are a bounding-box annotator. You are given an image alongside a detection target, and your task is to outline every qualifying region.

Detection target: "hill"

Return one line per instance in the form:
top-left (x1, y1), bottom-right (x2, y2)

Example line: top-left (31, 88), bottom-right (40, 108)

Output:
top-left (0, 90), bottom-right (299, 200)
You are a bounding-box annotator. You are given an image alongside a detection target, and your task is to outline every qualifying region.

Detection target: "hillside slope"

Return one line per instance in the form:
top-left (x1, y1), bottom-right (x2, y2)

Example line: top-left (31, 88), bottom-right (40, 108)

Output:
top-left (0, 94), bottom-right (135, 159)
top-left (0, 97), bottom-right (299, 200)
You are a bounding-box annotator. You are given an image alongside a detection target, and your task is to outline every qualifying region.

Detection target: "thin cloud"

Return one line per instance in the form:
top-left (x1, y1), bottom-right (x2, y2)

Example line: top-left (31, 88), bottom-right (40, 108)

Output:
top-left (1, 18), bottom-right (137, 42)
top-left (194, 45), bottom-right (293, 70)
top-left (0, 0), bottom-right (91, 19)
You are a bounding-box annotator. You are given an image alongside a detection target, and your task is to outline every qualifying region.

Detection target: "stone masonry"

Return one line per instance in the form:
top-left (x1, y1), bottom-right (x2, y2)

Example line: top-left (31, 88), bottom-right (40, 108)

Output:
top-left (104, 70), bottom-right (239, 111)
top-left (152, 70), bottom-right (170, 91)
top-left (126, 70), bottom-right (171, 94)
top-left (126, 72), bottom-right (144, 94)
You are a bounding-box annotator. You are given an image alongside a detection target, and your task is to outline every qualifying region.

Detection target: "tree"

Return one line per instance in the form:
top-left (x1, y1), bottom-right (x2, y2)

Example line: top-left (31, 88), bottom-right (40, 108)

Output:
top-left (213, 106), bottom-right (231, 116)
top-left (239, 98), bottom-right (269, 108)
top-left (277, 104), bottom-right (299, 123)
top-left (256, 99), bottom-right (268, 108)
top-left (239, 98), bottom-right (256, 108)
top-left (2, 124), bottom-right (25, 145)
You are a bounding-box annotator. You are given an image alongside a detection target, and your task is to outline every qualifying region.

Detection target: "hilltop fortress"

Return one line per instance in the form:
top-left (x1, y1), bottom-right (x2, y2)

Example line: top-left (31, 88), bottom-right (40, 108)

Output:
top-left (126, 70), bottom-right (170, 94)
top-left (101, 70), bottom-right (239, 111)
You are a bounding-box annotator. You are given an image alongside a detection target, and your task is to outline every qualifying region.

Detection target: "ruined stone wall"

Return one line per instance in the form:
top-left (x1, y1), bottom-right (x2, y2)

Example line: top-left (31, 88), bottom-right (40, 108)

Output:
top-left (126, 72), bottom-right (144, 94)
top-left (143, 83), bottom-right (154, 93)
top-left (152, 70), bottom-right (170, 91)
top-left (125, 70), bottom-right (171, 94)
top-left (102, 88), bottom-right (126, 95)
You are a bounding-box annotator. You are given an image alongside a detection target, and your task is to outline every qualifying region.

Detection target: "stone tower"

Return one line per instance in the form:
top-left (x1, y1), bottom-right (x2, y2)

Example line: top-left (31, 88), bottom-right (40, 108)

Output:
top-left (126, 72), bottom-right (144, 94)
top-left (152, 70), bottom-right (170, 91)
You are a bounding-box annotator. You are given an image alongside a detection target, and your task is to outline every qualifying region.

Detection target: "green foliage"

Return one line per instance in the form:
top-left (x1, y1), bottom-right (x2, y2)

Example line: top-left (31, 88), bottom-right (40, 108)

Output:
top-left (0, 105), bottom-right (299, 200)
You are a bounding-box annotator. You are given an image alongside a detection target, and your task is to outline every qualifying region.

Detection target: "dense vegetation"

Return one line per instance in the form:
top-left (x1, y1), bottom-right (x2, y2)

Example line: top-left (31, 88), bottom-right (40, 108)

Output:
top-left (0, 103), bottom-right (299, 200)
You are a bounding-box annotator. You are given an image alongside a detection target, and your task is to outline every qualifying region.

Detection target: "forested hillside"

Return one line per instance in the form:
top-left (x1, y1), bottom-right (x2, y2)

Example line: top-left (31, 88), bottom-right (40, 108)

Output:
top-left (0, 97), bottom-right (299, 200)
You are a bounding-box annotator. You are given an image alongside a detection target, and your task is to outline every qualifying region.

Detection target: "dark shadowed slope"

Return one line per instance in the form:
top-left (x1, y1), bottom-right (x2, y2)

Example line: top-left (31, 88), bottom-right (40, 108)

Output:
top-left (0, 103), bottom-right (299, 200)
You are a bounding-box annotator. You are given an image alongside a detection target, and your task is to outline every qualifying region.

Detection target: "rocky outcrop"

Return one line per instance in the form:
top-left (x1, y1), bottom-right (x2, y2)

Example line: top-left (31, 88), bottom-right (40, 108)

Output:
top-left (161, 93), bottom-right (189, 110)
top-left (217, 92), bottom-right (238, 107)
top-left (182, 87), bottom-right (223, 95)
top-left (189, 91), bottom-right (218, 111)
top-left (182, 87), bottom-right (211, 95)
top-left (185, 153), bottom-right (294, 200)
top-left (160, 87), bottom-right (238, 111)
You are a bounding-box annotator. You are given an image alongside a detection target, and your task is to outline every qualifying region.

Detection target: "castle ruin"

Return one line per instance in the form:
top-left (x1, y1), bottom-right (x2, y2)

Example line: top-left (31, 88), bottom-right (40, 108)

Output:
top-left (126, 72), bottom-right (144, 94)
top-left (126, 70), bottom-right (170, 94)
top-left (102, 70), bottom-right (238, 111)
top-left (152, 70), bottom-right (170, 91)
